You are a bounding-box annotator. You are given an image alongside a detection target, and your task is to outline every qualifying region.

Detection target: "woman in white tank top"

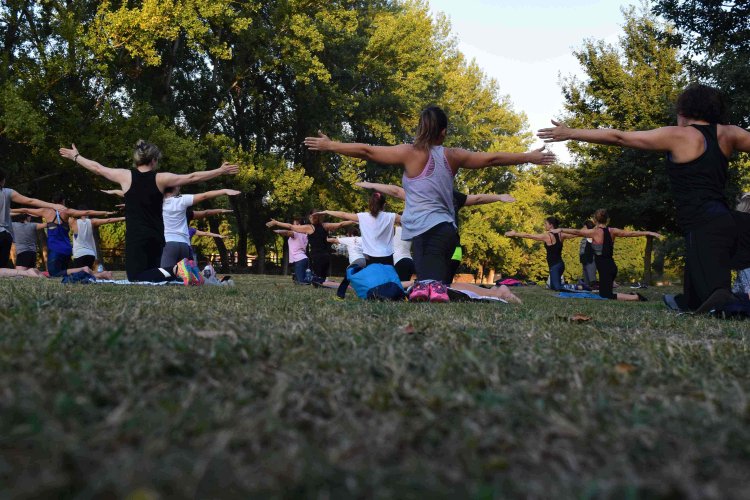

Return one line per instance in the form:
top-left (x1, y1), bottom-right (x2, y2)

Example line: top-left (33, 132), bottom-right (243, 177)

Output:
top-left (315, 191), bottom-right (400, 266)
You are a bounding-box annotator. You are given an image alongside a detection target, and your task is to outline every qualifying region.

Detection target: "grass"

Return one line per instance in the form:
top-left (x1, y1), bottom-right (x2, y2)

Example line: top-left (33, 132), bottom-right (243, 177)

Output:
top-left (1, 275), bottom-right (749, 499)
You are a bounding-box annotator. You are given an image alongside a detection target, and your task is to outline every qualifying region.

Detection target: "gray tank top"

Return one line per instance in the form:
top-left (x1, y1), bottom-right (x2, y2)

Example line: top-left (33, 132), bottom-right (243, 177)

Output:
top-left (0, 188), bottom-right (15, 239)
top-left (12, 222), bottom-right (38, 253)
top-left (400, 146), bottom-right (456, 240)
top-left (73, 218), bottom-right (97, 258)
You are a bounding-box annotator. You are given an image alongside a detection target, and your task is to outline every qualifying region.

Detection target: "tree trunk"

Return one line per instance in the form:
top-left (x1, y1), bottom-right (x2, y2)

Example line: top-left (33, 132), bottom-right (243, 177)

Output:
top-left (230, 196), bottom-right (248, 269)
top-left (477, 263), bottom-right (484, 284)
top-left (281, 236), bottom-right (289, 275)
top-left (643, 235), bottom-right (653, 285)
top-left (487, 268), bottom-right (496, 284)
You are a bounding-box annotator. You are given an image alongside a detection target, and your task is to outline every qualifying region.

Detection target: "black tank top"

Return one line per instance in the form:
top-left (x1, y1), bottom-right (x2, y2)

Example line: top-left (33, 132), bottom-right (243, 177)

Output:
top-left (308, 223), bottom-right (329, 255)
top-left (593, 227), bottom-right (614, 259)
top-left (124, 169), bottom-right (164, 243)
top-left (666, 124), bottom-right (729, 230)
top-left (545, 232), bottom-right (563, 266)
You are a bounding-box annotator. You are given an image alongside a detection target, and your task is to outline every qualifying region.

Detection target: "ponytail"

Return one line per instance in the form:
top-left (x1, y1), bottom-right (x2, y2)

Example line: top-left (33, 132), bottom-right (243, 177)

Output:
top-left (414, 106), bottom-right (448, 150)
top-left (369, 192), bottom-right (386, 217)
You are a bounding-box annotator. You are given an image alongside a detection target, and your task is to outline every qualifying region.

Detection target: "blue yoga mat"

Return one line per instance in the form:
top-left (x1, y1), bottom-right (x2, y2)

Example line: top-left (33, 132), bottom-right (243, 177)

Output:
top-left (556, 292), bottom-right (607, 300)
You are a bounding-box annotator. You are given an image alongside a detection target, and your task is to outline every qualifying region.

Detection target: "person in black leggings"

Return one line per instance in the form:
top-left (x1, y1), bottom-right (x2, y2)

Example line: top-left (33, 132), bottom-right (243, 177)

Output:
top-left (60, 140), bottom-right (238, 282)
top-left (539, 83), bottom-right (750, 312)
top-left (267, 211), bottom-right (356, 284)
top-left (555, 209), bottom-right (661, 301)
top-left (505, 217), bottom-right (576, 290)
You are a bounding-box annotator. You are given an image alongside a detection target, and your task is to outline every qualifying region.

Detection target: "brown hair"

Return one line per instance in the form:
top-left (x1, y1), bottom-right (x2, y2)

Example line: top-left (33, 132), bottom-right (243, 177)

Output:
top-left (593, 209), bottom-right (609, 224)
top-left (309, 209), bottom-right (325, 225)
top-left (414, 106), bottom-right (448, 150)
top-left (368, 192), bottom-right (386, 217)
top-left (133, 139), bottom-right (162, 167)
top-left (545, 216), bottom-right (560, 229)
top-left (676, 83), bottom-right (728, 124)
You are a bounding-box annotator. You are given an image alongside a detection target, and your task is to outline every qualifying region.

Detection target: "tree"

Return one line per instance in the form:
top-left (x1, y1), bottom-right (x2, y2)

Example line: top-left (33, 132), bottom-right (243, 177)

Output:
top-left (548, 5), bottom-right (685, 283)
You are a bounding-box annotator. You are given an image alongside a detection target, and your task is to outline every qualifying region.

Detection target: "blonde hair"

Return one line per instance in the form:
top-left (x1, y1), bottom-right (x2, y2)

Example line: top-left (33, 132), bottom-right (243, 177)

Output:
top-left (737, 193), bottom-right (750, 213)
top-left (133, 139), bottom-right (162, 167)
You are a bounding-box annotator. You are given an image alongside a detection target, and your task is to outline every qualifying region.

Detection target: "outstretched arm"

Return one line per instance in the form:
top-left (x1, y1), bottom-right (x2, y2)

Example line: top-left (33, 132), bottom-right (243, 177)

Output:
top-left (730, 125), bottom-right (750, 153)
top-left (66, 209), bottom-right (116, 218)
top-left (10, 192), bottom-right (65, 211)
top-left (90, 217), bottom-right (126, 227)
top-left (324, 220), bottom-right (357, 231)
top-left (610, 228), bottom-right (662, 239)
top-left (59, 144), bottom-right (131, 186)
top-left (465, 194), bottom-right (515, 206)
top-left (10, 206), bottom-right (49, 217)
top-left (314, 210), bottom-right (359, 222)
top-left (504, 230), bottom-right (551, 242)
top-left (538, 120), bottom-right (687, 152)
top-left (156, 162), bottom-right (239, 191)
top-left (274, 229), bottom-right (295, 237)
top-left (355, 182), bottom-right (406, 200)
top-left (194, 230), bottom-right (226, 239)
top-left (327, 237), bottom-right (340, 244)
top-left (192, 188), bottom-right (241, 205)
top-left (191, 209), bottom-right (233, 220)
top-left (266, 219), bottom-right (314, 234)
top-left (555, 227), bottom-right (596, 238)
top-left (305, 132), bottom-right (412, 166)
top-left (100, 189), bottom-right (125, 198)
top-left (447, 146), bottom-right (556, 170)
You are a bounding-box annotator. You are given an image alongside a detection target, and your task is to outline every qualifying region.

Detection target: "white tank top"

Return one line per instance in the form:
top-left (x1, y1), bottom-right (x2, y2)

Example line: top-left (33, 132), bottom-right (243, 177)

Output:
top-left (357, 211), bottom-right (396, 257)
top-left (392, 226), bottom-right (412, 263)
top-left (73, 218), bottom-right (97, 258)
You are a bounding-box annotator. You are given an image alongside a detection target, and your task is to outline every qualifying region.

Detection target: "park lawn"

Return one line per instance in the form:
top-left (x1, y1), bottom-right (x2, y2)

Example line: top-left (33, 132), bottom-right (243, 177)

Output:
top-left (1, 275), bottom-right (749, 499)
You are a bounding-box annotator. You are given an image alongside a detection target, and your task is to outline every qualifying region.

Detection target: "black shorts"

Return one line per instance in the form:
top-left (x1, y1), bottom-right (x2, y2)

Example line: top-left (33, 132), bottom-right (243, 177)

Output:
top-left (15, 251), bottom-right (37, 269)
top-left (72, 255), bottom-right (96, 269)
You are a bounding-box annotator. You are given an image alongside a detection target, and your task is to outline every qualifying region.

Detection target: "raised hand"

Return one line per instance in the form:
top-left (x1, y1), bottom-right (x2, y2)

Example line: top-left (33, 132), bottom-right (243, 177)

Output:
top-left (499, 194), bottom-right (516, 203)
top-left (504, 230), bottom-right (517, 237)
top-left (537, 120), bottom-right (571, 143)
top-left (304, 131), bottom-right (332, 151)
top-left (266, 219), bottom-right (279, 228)
top-left (220, 163), bottom-right (239, 175)
top-left (526, 146), bottom-right (556, 165)
top-left (59, 143), bottom-right (79, 161)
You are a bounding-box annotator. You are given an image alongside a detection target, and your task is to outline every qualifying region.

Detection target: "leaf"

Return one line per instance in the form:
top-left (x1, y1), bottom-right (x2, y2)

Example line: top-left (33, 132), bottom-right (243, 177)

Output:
top-left (402, 324), bottom-right (416, 335)
top-left (614, 362), bottom-right (637, 375)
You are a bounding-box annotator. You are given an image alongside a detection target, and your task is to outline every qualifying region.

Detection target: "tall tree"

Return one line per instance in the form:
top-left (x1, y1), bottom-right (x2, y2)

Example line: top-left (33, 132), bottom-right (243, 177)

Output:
top-left (548, 6), bottom-right (685, 283)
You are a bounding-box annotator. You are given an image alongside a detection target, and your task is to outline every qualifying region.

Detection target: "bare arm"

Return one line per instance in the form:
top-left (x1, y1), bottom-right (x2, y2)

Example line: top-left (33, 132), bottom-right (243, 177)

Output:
top-left (10, 192), bottom-right (65, 211)
top-left (100, 189), bottom-right (125, 198)
top-left (504, 230), bottom-right (552, 243)
top-left (447, 146), bottom-right (556, 170)
top-left (59, 144), bottom-right (131, 186)
top-left (194, 230), bottom-right (225, 239)
top-left (66, 209), bottom-right (115, 218)
top-left (464, 194), bottom-right (516, 206)
top-left (730, 125), bottom-right (750, 153)
top-left (191, 209), bottom-right (233, 220)
top-left (91, 217), bottom-right (126, 227)
top-left (327, 237), bottom-right (340, 244)
top-left (274, 230), bottom-right (295, 237)
top-left (315, 210), bottom-right (359, 222)
top-left (538, 120), bottom-right (689, 153)
top-left (324, 220), bottom-right (357, 231)
top-left (192, 188), bottom-right (241, 205)
top-left (305, 132), bottom-right (413, 166)
top-left (156, 162), bottom-right (239, 190)
top-left (266, 219), bottom-right (314, 234)
top-left (10, 206), bottom-right (49, 217)
top-left (555, 227), bottom-right (597, 238)
top-left (355, 182), bottom-right (406, 200)
top-left (610, 228), bottom-right (662, 239)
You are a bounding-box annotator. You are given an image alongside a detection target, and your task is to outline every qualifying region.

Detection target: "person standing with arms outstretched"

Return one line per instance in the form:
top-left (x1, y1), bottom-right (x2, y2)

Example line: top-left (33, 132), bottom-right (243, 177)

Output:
top-left (305, 105), bottom-right (555, 302)
top-left (539, 84), bottom-right (750, 313)
top-left (60, 141), bottom-right (238, 282)
top-left (553, 209), bottom-right (661, 301)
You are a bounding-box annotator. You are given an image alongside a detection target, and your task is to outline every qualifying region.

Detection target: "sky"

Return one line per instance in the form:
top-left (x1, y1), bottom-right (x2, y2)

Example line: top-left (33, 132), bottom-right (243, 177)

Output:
top-left (427, 0), bottom-right (630, 161)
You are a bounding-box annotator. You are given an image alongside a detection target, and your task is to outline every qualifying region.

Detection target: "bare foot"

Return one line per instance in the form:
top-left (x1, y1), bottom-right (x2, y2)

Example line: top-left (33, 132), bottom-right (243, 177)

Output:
top-left (492, 284), bottom-right (523, 304)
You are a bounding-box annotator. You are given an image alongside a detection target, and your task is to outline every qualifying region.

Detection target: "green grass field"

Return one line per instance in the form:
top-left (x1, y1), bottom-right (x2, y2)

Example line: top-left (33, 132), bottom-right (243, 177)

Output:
top-left (1, 276), bottom-right (749, 498)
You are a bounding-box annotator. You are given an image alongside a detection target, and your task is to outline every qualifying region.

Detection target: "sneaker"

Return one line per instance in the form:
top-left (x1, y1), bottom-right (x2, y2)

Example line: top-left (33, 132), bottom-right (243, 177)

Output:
top-left (409, 281), bottom-right (430, 302)
top-left (175, 258), bottom-right (196, 286)
top-left (188, 260), bottom-right (204, 285)
top-left (428, 282), bottom-right (450, 303)
top-left (662, 294), bottom-right (682, 312)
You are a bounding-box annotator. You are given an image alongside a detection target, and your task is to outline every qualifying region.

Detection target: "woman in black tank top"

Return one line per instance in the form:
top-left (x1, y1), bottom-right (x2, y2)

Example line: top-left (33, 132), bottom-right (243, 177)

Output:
top-left (539, 84), bottom-right (750, 312)
top-left (60, 140), bottom-right (239, 282)
top-left (556, 209), bottom-right (661, 301)
top-left (267, 210), bottom-right (356, 285)
top-left (505, 216), bottom-right (576, 290)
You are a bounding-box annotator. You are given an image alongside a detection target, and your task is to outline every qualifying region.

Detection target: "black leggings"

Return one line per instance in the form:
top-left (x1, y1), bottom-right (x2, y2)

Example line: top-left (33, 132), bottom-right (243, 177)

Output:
top-left (126, 236), bottom-right (167, 282)
top-left (676, 213), bottom-right (737, 310)
top-left (365, 254), bottom-right (394, 266)
top-left (0, 231), bottom-right (12, 268)
top-left (72, 255), bottom-right (95, 269)
top-left (595, 255), bottom-right (618, 299)
top-left (309, 252), bottom-right (331, 282)
top-left (411, 222), bottom-right (459, 284)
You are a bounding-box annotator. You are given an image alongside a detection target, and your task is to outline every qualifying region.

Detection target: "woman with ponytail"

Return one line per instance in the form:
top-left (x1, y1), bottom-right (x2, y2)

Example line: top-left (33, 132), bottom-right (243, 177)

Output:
top-left (305, 105), bottom-right (555, 302)
top-left (315, 191), bottom-right (400, 266)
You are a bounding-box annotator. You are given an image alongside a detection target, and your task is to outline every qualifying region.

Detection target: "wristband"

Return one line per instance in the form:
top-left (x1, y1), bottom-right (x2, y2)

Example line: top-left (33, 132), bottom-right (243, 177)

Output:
top-left (73, 153), bottom-right (80, 164)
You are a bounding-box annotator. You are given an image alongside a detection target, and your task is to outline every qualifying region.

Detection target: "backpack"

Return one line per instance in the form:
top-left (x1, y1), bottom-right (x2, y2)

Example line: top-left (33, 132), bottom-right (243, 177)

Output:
top-left (346, 264), bottom-right (405, 301)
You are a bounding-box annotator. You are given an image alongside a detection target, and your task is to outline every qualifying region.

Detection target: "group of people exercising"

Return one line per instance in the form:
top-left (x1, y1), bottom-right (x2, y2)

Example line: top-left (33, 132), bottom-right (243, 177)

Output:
top-left (0, 83), bottom-right (748, 312)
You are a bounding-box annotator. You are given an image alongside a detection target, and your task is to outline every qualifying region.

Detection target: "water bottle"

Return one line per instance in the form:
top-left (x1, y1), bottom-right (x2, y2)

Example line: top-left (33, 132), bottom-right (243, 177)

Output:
top-left (97, 264), bottom-right (104, 273)
top-left (304, 268), bottom-right (313, 283)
